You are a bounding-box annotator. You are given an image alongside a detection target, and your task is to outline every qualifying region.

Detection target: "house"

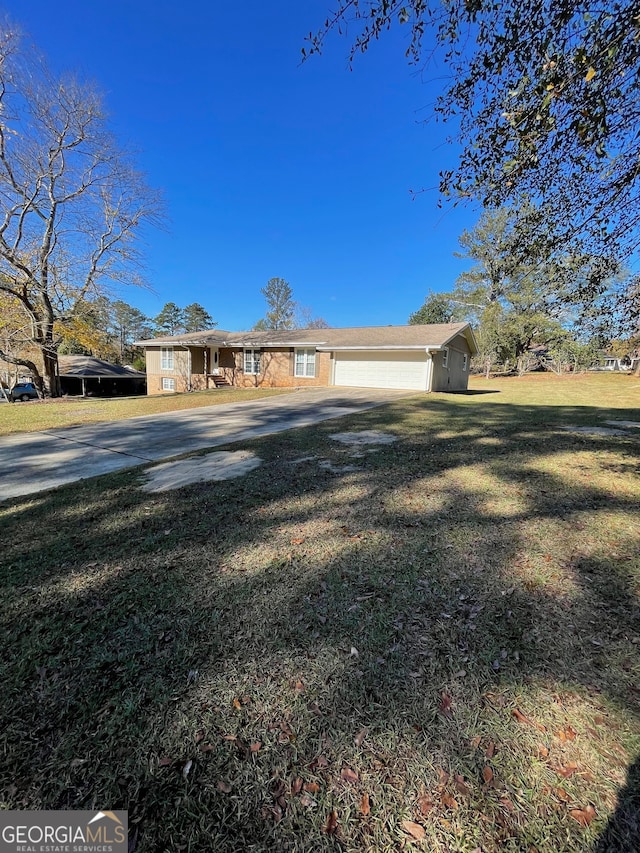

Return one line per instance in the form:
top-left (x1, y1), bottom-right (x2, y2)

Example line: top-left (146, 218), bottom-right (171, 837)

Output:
top-left (134, 323), bottom-right (478, 395)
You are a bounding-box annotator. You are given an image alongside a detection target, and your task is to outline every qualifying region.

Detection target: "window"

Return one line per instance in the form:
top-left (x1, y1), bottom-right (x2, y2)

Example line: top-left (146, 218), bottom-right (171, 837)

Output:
top-left (462, 353), bottom-right (468, 371)
top-left (294, 348), bottom-right (316, 378)
top-left (244, 349), bottom-right (261, 374)
top-left (161, 347), bottom-right (174, 370)
top-left (442, 347), bottom-right (449, 368)
top-left (161, 377), bottom-right (176, 391)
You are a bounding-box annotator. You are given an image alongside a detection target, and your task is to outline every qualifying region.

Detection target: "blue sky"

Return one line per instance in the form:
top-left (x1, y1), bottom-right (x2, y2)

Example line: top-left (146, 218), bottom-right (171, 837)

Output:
top-left (3, 0), bottom-right (482, 329)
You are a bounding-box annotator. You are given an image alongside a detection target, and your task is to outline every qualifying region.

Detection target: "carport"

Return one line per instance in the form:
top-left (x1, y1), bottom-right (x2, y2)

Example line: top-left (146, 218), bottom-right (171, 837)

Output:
top-left (59, 356), bottom-right (147, 397)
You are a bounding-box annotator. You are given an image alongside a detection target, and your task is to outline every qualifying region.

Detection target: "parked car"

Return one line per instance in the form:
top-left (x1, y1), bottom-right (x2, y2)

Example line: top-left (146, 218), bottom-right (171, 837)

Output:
top-left (10, 382), bottom-right (39, 402)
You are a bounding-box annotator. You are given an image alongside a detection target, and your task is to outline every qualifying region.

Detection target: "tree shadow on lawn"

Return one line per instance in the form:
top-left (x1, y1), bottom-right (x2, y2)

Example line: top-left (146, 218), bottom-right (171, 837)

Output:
top-left (0, 396), bottom-right (639, 852)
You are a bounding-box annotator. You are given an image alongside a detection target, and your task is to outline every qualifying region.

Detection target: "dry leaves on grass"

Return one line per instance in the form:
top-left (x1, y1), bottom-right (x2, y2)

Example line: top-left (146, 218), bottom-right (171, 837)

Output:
top-left (556, 726), bottom-right (577, 742)
top-left (570, 805), bottom-right (597, 826)
top-left (360, 792), bottom-right (371, 816)
top-left (402, 820), bottom-right (426, 841)
top-left (512, 707), bottom-right (547, 732)
top-left (441, 792), bottom-right (459, 811)
top-left (417, 794), bottom-right (435, 816)
top-left (554, 762), bottom-right (579, 780)
top-left (438, 693), bottom-right (453, 718)
top-left (454, 774), bottom-right (472, 797)
top-left (354, 728), bottom-right (368, 748)
top-left (324, 810), bottom-right (338, 835)
top-left (482, 766), bottom-right (494, 785)
top-left (341, 767), bottom-right (359, 784)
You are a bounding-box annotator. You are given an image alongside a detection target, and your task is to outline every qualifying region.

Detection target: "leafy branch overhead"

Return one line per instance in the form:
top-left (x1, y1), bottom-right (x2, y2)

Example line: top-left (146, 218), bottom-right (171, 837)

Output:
top-left (306, 1), bottom-right (640, 263)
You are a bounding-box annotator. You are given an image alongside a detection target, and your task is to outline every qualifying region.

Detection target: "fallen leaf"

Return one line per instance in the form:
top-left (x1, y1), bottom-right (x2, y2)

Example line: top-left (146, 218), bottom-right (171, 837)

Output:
top-left (512, 708), bottom-right (546, 732)
top-left (585, 66), bottom-right (596, 82)
top-left (536, 744), bottom-right (550, 758)
top-left (570, 805), bottom-right (596, 826)
top-left (222, 734), bottom-right (237, 741)
top-left (315, 755), bottom-right (329, 768)
top-left (233, 698), bottom-right (242, 710)
top-left (556, 726), bottom-right (577, 742)
top-left (454, 774), bottom-right (471, 796)
top-left (500, 797), bottom-right (515, 812)
top-left (350, 646), bottom-right (359, 658)
top-left (402, 820), bottom-right (426, 841)
top-left (217, 780), bottom-right (232, 793)
top-left (482, 766), bottom-right (494, 784)
top-left (250, 741), bottom-right (262, 753)
top-left (441, 792), bottom-right (459, 810)
top-left (199, 742), bottom-right (215, 753)
top-left (470, 736), bottom-right (482, 749)
top-left (182, 759), bottom-right (193, 780)
top-left (360, 792), bottom-right (371, 815)
top-left (304, 781), bottom-right (320, 793)
top-left (485, 741), bottom-right (496, 759)
top-left (555, 762), bottom-right (578, 779)
top-left (555, 787), bottom-right (571, 802)
top-left (438, 693), bottom-right (453, 718)
top-left (292, 777), bottom-right (303, 795)
top-left (272, 804), bottom-right (283, 823)
top-left (354, 728), bottom-right (368, 748)
top-left (194, 729), bottom-right (205, 744)
top-left (436, 767), bottom-right (450, 786)
top-left (417, 794), bottom-right (435, 815)
top-left (294, 680), bottom-right (305, 693)
top-left (291, 537), bottom-right (305, 545)
top-left (158, 757), bottom-right (173, 767)
top-left (300, 793), bottom-right (316, 807)
top-left (324, 809), bottom-right (338, 835)
top-left (341, 767), bottom-right (359, 784)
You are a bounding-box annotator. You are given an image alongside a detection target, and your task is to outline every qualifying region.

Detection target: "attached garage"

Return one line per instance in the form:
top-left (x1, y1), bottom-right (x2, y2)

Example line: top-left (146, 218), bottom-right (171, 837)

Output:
top-left (333, 350), bottom-right (429, 391)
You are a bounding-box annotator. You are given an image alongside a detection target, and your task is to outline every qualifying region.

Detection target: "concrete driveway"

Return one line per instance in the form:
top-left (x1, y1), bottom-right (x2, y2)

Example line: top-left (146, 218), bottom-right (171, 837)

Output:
top-left (0, 387), bottom-right (413, 502)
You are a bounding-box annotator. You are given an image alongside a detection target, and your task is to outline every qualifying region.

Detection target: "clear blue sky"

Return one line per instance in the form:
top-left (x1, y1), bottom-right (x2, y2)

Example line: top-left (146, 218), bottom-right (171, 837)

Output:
top-left (3, 0), bottom-right (482, 329)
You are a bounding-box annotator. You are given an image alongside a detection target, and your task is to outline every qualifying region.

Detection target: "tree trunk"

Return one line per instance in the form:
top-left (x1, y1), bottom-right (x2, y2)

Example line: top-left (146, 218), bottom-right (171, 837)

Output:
top-left (43, 350), bottom-right (61, 397)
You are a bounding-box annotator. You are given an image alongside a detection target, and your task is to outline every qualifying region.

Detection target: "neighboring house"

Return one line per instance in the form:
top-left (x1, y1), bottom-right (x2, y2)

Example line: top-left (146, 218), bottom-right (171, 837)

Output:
top-left (134, 323), bottom-right (478, 395)
top-left (58, 356), bottom-right (147, 396)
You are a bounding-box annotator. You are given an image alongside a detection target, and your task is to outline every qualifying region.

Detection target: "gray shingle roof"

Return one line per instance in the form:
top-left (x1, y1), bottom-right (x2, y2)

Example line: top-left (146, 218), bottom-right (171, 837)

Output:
top-left (134, 323), bottom-right (477, 353)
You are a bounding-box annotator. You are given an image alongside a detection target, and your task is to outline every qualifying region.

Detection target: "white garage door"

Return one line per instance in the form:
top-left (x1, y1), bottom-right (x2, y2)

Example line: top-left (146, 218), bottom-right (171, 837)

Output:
top-left (333, 351), bottom-right (428, 390)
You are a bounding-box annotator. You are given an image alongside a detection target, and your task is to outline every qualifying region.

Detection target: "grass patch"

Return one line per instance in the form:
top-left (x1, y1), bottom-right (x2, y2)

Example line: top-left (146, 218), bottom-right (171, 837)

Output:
top-left (1, 373), bottom-right (639, 852)
top-left (0, 387), bottom-right (291, 436)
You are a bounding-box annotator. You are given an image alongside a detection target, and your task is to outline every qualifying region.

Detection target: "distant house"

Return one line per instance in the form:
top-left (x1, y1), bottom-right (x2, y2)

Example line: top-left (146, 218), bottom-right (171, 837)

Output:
top-left (59, 356), bottom-right (146, 396)
top-left (134, 323), bottom-right (478, 395)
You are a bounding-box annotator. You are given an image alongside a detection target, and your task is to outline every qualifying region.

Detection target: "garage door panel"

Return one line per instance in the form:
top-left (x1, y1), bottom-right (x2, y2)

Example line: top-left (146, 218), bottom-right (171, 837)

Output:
top-left (334, 351), bottom-right (427, 390)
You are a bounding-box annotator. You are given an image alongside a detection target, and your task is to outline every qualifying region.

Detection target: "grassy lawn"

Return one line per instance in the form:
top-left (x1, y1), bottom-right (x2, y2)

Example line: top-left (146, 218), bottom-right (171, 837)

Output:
top-left (1, 373), bottom-right (639, 852)
top-left (0, 387), bottom-right (291, 436)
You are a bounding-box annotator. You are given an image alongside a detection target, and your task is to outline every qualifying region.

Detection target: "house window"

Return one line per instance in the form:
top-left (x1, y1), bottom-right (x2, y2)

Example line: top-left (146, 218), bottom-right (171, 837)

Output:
top-left (442, 347), bottom-right (449, 368)
top-left (294, 348), bottom-right (316, 378)
top-left (244, 349), bottom-right (261, 375)
top-left (161, 377), bottom-right (175, 391)
top-left (161, 347), bottom-right (174, 370)
top-left (462, 353), bottom-right (468, 371)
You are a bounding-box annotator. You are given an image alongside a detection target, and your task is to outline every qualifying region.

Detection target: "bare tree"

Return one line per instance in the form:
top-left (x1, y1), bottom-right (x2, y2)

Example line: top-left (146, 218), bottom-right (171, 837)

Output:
top-left (0, 25), bottom-right (162, 395)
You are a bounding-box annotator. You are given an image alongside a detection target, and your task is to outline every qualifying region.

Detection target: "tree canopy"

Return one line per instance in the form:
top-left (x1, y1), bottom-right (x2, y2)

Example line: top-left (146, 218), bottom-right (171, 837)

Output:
top-left (408, 291), bottom-right (457, 325)
top-left (256, 278), bottom-right (295, 330)
top-left (0, 25), bottom-right (161, 395)
top-left (307, 1), bottom-right (640, 268)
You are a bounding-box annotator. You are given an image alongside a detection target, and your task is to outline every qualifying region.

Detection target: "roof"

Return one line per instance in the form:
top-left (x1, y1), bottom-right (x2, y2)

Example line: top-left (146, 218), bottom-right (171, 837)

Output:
top-left (58, 356), bottom-right (146, 379)
top-left (134, 323), bottom-right (478, 354)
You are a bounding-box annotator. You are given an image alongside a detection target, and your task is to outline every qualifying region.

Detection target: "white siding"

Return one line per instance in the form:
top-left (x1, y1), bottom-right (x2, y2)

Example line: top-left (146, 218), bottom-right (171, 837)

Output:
top-left (333, 351), bottom-right (428, 390)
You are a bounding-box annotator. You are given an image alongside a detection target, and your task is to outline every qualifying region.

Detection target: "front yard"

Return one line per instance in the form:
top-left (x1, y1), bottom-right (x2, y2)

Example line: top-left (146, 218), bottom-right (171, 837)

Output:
top-left (1, 373), bottom-right (639, 851)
